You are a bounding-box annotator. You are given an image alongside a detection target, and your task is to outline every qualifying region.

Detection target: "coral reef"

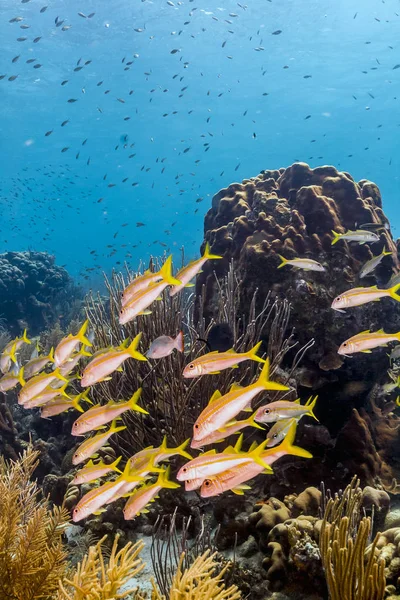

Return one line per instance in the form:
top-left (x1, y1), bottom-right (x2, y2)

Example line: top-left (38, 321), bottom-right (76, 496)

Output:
top-left (0, 251), bottom-right (82, 335)
top-left (198, 163), bottom-right (400, 492)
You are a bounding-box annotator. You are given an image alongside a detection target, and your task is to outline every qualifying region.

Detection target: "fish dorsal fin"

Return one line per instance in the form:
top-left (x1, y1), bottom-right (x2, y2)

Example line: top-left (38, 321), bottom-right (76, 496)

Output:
top-left (377, 328), bottom-right (385, 333)
top-left (223, 420), bottom-right (237, 428)
top-left (226, 348), bottom-right (236, 353)
top-left (230, 382), bottom-right (243, 391)
top-left (202, 449), bottom-right (217, 456)
top-left (223, 445), bottom-right (236, 454)
top-left (208, 390), bottom-right (222, 405)
top-left (294, 398), bottom-right (301, 404)
top-left (248, 441), bottom-right (258, 452)
top-left (207, 350), bottom-right (220, 355)
top-left (234, 433), bottom-right (244, 452)
top-left (358, 329), bottom-right (371, 335)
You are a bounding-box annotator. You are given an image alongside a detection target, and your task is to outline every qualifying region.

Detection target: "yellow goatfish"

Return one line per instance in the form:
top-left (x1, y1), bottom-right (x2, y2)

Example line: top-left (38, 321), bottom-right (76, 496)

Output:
top-left (177, 439), bottom-right (274, 481)
top-left (331, 229), bottom-right (379, 245)
top-left (18, 368), bottom-right (68, 405)
top-left (54, 320), bottom-right (92, 367)
top-left (80, 334), bottom-right (147, 387)
top-left (0, 330), bottom-right (30, 373)
top-left (192, 358), bottom-right (288, 441)
top-left (23, 348), bottom-right (55, 379)
top-left (119, 256), bottom-right (181, 325)
top-left (266, 418), bottom-right (297, 447)
top-left (360, 249), bottom-right (392, 278)
top-left (129, 436), bottom-right (192, 473)
top-left (190, 411), bottom-right (264, 449)
top-left (123, 466), bottom-right (180, 520)
top-left (254, 396), bottom-right (318, 424)
top-left (23, 382), bottom-right (70, 409)
top-left (331, 283), bottom-right (400, 312)
top-left (59, 348), bottom-right (92, 376)
top-left (183, 341), bottom-right (265, 378)
top-left (72, 419), bottom-right (126, 465)
top-left (338, 329), bottom-right (400, 356)
top-left (200, 422), bottom-right (312, 497)
top-left (40, 389), bottom-right (92, 418)
top-left (0, 363), bottom-right (25, 392)
top-left (71, 388), bottom-right (148, 436)
top-left (71, 456), bottom-right (122, 485)
top-left (121, 267), bottom-right (166, 307)
top-left (169, 242), bottom-right (222, 297)
top-left (71, 462), bottom-right (140, 522)
top-left (277, 255), bottom-right (325, 272)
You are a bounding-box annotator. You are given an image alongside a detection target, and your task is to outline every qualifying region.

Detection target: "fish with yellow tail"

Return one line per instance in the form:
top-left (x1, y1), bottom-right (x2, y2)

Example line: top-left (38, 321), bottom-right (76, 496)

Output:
top-left (254, 395), bottom-right (318, 424)
top-left (18, 368), bottom-right (68, 405)
top-left (200, 421), bottom-right (312, 497)
top-left (360, 248), bottom-right (392, 278)
top-left (129, 436), bottom-right (192, 473)
top-left (72, 462), bottom-right (141, 522)
top-left (190, 410), bottom-right (264, 449)
top-left (71, 456), bottom-right (122, 485)
top-left (23, 347), bottom-right (55, 379)
top-left (177, 438), bottom-right (274, 481)
top-left (277, 255), bottom-right (325, 272)
top-left (265, 418), bottom-right (296, 447)
top-left (72, 419), bottom-right (127, 465)
top-left (123, 466), bottom-right (180, 520)
top-left (331, 229), bottom-right (379, 245)
top-left (183, 341), bottom-right (265, 378)
top-left (59, 348), bottom-right (92, 377)
top-left (338, 329), bottom-right (400, 356)
top-left (119, 256), bottom-right (181, 325)
top-left (0, 362), bottom-right (25, 392)
top-left (121, 265), bottom-right (166, 307)
top-left (331, 283), bottom-right (400, 312)
top-left (169, 242), bottom-right (222, 297)
top-left (41, 389), bottom-right (92, 418)
top-left (192, 358), bottom-right (289, 442)
top-left (23, 382), bottom-right (71, 409)
top-left (81, 334), bottom-right (147, 387)
top-left (0, 331), bottom-right (30, 373)
top-left (54, 320), bottom-right (92, 367)
top-left (71, 388), bottom-right (147, 436)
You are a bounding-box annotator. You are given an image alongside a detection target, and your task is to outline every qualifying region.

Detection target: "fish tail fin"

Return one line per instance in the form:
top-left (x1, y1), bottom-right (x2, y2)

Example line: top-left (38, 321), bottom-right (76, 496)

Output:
top-left (9, 342), bottom-right (18, 365)
top-left (277, 421), bottom-right (313, 459)
top-left (203, 241), bottom-right (223, 260)
top-left (331, 230), bottom-right (341, 245)
top-left (128, 388), bottom-right (148, 414)
top-left (257, 358), bottom-right (289, 391)
top-left (175, 331), bottom-right (184, 353)
top-left (157, 466), bottom-right (180, 489)
top-left (112, 455), bottom-right (123, 473)
top-left (72, 391), bottom-right (87, 413)
top-left (246, 341), bottom-right (265, 364)
top-left (233, 433), bottom-right (244, 453)
top-left (277, 254), bottom-right (288, 269)
top-left (22, 329), bottom-right (31, 344)
top-left (76, 320), bottom-right (92, 347)
top-left (159, 435), bottom-right (168, 452)
top-left (110, 419), bottom-right (127, 434)
top-left (174, 438), bottom-right (192, 460)
top-left (247, 411), bottom-right (265, 430)
top-left (389, 283), bottom-right (400, 302)
top-left (160, 255), bottom-right (181, 286)
top-left (48, 347), bottom-right (55, 363)
top-left (306, 395), bottom-right (319, 421)
top-left (80, 349), bottom-right (92, 358)
top-left (18, 367), bottom-right (26, 387)
top-left (250, 440), bottom-right (273, 472)
top-left (126, 334), bottom-right (147, 361)
top-left (53, 368), bottom-right (69, 383)
top-left (383, 248), bottom-right (392, 256)
top-left (59, 383), bottom-right (71, 399)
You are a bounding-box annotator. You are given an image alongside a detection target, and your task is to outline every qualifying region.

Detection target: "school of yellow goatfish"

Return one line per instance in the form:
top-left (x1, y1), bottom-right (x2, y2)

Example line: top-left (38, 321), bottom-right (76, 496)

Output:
top-left (0, 229), bottom-right (399, 522)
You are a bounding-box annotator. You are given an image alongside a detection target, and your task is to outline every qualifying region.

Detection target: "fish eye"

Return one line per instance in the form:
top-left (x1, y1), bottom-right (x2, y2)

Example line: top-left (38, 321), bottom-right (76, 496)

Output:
top-left (182, 467), bottom-right (187, 472)
top-left (204, 480), bottom-right (211, 487)
top-left (264, 408), bottom-right (270, 414)
top-left (273, 434), bottom-right (278, 439)
top-left (189, 364), bottom-right (195, 369)
top-left (194, 424), bottom-right (199, 429)
top-left (335, 296), bottom-right (341, 302)
top-left (343, 342), bottom-right (347, 347)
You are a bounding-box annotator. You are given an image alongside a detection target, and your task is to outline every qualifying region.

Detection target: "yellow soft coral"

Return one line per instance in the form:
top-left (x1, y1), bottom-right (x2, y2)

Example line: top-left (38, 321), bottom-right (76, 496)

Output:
top-left (0, 447), bottom-right (70, 600)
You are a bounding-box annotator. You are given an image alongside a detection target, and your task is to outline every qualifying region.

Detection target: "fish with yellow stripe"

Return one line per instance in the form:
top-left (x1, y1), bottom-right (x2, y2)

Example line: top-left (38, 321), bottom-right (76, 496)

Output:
top-left (183, 341), bottom-right (265, 378)
top-left (123, 466), bottom-right (180, 520)
top-left (338, 329), bottom-right (400, 356)
top-left (72, 419), bottom-right (126, 465)
top-left (54, 320), bottom-right (92, 367)
top-left (169, 242), bottom-right (222, 297)
top-left (254, 396), bottom-right (318, 424)
top-left (331, 283), bottom-right (400, 312)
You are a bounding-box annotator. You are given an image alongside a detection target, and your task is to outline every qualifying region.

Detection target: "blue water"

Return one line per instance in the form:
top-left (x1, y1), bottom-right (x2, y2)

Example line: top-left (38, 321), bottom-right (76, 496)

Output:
top-left (1, 0), bottom-right (399, 284)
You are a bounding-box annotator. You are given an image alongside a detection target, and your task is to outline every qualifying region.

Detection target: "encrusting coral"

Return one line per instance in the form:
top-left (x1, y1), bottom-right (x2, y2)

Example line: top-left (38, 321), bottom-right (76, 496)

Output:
top-left (0, 446), bottom-right (70, 600)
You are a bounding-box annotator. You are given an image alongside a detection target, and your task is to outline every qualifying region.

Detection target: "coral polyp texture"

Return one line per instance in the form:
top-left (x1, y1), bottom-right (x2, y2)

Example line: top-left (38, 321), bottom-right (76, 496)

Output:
top-left (0, 251), bottom-right (81, 335)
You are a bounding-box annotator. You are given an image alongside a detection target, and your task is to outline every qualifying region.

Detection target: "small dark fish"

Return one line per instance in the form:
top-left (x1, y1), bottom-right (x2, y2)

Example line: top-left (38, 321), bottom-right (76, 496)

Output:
top-left (136, 222), bottom-right (145, 227)
top-left (61, 80), bottom-right (68, 85)
top-left (61, 120), bottom-right (69, 127)
top-left (305, 115), bottom-right (311, 119)
top-left (8, 75), bottom-right (18, 81)
top-left (0, 75), bottom-right (6, 81)
top-left (26, 58), bottom-right (36, 63)
top-left (357, 221), bottom-right (389, 232)
top-left (78, 12), bottom-right (87, 18)
top-left (33, 64), bottom-right (42, 68)
top-left (61, 147), bottom-right (69, 153)
top-left (12, 55), bottom-right (20, 63)
top-left (74, 66), bottom-right (83, 72)
top-left (67, 98), bottom-right (78, 103)
top-left (393, 64), bottom-right (400, 70)
top-left (88, 12), bottom-right (95, 18)
top-left (33, 36), bottom-right (41, 43)
top-left (45, 130), bottom-right (53, 136)
top-left (171, 48), bottom-right (180, 54)
top-left (17, 37), bottom-right (27, 42)
top-left (272, 29), bottom-right (282, 35)
top-left (40, 6), bottom-right (48, 13)
top-left (21, 0), bottom-right (31, 3)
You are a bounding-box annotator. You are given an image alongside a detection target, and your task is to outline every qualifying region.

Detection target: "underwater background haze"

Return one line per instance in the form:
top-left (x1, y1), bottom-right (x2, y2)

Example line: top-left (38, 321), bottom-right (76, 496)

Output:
top-left (0, 0), bottom-right (399, 281)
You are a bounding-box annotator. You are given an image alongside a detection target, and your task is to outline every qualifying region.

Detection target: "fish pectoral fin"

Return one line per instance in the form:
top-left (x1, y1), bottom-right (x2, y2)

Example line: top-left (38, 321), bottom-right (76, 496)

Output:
top-left (98, 376), bottom-right (113, 382)
top-left (93, 509), bottom-right (107, 515)
top-left (141, 508), bottom-right (150, 514)
top-left (138, 310), bottom-right (152, 315)
top-left (185, 283), bottom-right (195, 287)
top-left (231, 485), bottom-right (251, 495)
top-left (242, 407), bottom-right (253, 413)
top-left (116, 367), bottom-right (123, 372)
top-left (209, 370), bottom-right (221, 375)
top-left (361, 350), bottom-right (373, 353)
